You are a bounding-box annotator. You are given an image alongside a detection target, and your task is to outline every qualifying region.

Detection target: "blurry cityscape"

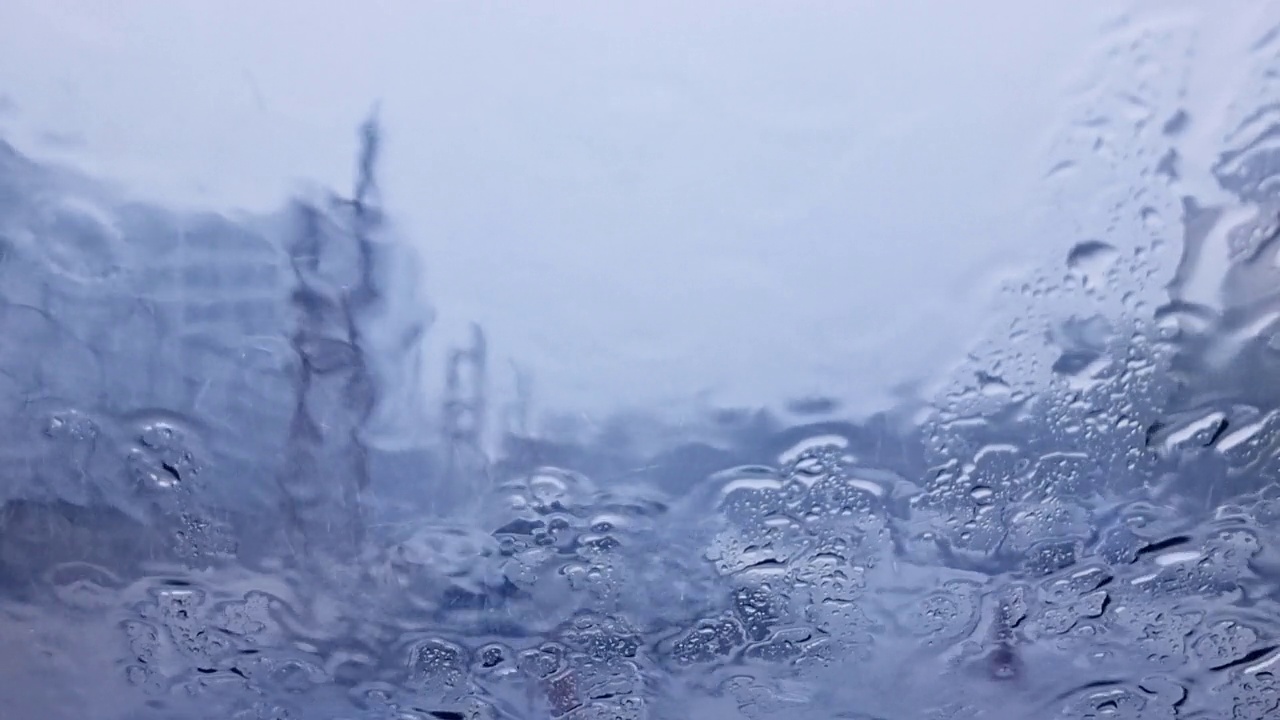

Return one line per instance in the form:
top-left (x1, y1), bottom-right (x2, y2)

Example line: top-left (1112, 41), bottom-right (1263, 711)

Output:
top-left (4, 20), bottom-right (1280, 714)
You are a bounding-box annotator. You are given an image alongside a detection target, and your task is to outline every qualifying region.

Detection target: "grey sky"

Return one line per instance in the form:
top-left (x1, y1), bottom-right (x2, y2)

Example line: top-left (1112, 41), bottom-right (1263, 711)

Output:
top-left (2, 1), bottom-right (1243, 429)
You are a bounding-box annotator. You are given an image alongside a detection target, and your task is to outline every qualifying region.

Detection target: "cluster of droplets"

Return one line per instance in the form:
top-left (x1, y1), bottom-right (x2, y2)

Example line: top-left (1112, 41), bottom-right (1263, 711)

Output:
top-left (3, 309), bottom-right (1276, 720)
top-left (872, 17), bottom-right (1280, 716)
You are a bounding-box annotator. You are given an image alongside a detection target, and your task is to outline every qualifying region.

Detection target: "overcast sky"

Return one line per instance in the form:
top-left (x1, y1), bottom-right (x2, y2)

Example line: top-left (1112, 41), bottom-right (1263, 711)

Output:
top-left (0, 1), bottom-right (1264, 431)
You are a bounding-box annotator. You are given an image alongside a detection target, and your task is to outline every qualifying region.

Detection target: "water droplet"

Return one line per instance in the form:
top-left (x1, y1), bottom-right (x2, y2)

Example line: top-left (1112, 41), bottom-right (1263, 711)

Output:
top-left (1067, 239), bottom-right (1120, 274)
top-left (969, 486), bottom-right (995, 504)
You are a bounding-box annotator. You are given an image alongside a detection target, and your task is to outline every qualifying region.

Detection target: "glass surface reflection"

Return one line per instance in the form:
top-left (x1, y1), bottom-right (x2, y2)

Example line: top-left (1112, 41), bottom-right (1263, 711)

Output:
top-left (2, 4), bottom-right (1280, 720)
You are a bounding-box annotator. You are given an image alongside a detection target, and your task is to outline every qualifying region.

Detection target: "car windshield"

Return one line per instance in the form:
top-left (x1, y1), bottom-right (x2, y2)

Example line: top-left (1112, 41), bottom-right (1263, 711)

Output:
top-left (2, 3), bottom-right (1280, 719)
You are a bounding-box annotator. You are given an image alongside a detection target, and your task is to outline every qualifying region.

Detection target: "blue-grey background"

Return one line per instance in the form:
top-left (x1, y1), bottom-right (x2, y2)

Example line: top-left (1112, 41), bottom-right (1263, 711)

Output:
top-left (3, 3), bottom-right (1280, 720)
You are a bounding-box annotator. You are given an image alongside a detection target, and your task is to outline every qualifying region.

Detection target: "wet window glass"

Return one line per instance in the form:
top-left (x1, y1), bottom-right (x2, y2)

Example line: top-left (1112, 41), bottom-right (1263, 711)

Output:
top-left (2, 3), bottom-right (1280, 719)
